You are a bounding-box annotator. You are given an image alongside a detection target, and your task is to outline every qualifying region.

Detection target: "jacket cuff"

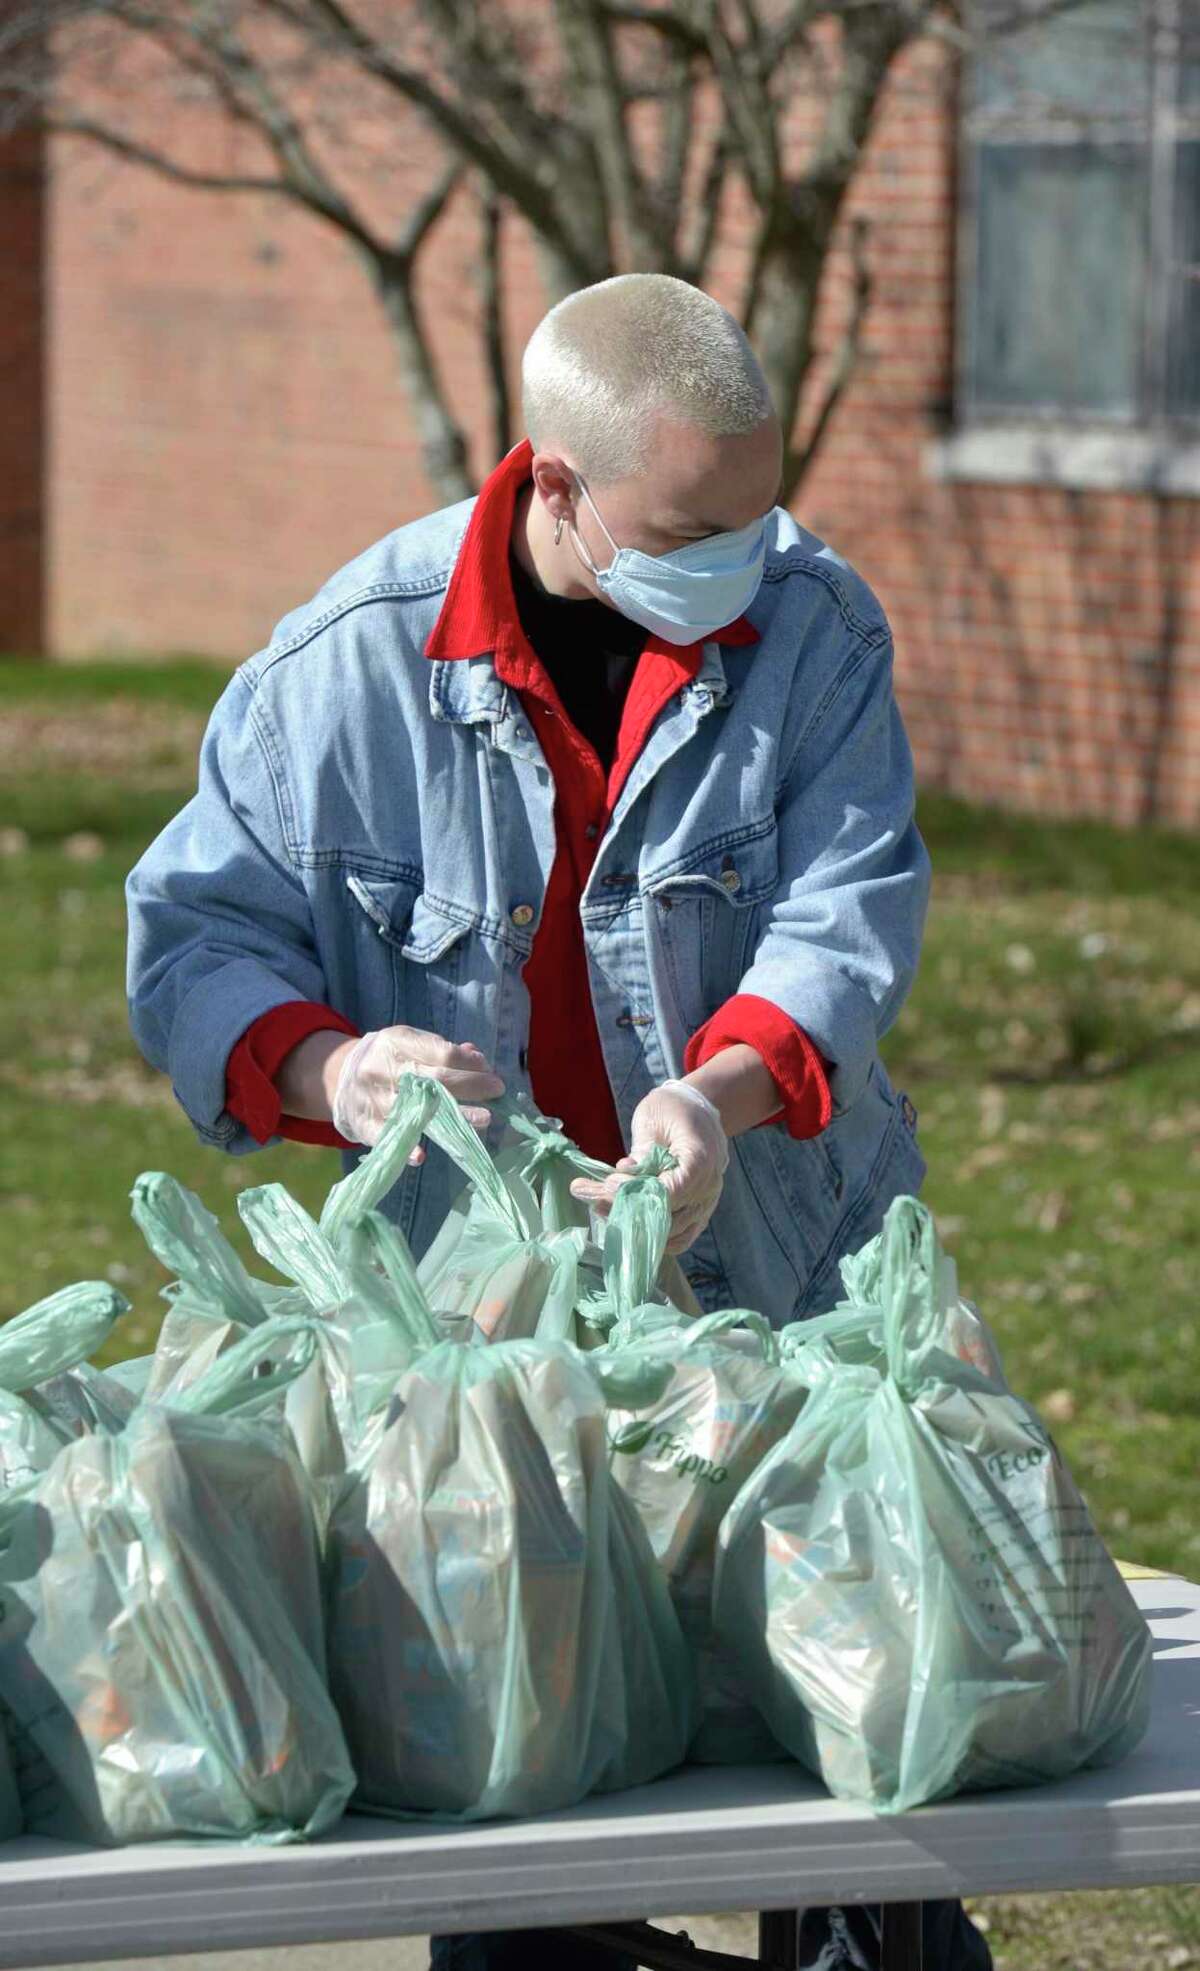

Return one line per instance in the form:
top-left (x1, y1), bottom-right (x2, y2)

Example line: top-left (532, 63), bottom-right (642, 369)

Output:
top-left (683, 992), bottom-right (834, 1139)
top-left (226, 1002), bottom-right (360, 1149)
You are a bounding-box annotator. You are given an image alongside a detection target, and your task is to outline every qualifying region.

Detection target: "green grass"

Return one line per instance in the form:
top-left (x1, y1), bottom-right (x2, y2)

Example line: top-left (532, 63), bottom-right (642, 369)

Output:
top-left (2, 655), bottom-right (1199, 1578)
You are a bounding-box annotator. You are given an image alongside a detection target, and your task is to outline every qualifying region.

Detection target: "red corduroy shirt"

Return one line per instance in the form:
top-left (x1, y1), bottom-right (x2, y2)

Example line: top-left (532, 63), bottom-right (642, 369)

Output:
top-left (225, 439), bottom-right (833, 1160)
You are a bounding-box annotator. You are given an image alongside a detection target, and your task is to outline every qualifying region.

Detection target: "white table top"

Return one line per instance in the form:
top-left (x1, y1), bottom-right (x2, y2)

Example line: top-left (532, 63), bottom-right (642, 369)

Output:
top-left (0, 1575), bottom-right (1197, 1968)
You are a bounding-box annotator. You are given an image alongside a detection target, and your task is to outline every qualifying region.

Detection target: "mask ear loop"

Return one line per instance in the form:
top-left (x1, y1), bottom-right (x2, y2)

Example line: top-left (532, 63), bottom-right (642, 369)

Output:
top-left (569, 471), bottom-right (622, 581)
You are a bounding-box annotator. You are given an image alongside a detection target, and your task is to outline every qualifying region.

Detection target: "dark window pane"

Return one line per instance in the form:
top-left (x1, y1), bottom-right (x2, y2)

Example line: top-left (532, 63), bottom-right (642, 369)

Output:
top-left (975, 0), bottom-right (1147, 115)
top-left (971, 143), bottom-right (1146, 413)
top-left (1168, 142), bottom-right (1200, 414)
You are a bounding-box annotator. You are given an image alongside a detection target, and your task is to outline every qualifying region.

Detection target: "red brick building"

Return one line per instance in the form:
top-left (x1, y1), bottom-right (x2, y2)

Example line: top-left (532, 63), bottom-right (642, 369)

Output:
top-left (3, 6), bottom-right (1197, 826)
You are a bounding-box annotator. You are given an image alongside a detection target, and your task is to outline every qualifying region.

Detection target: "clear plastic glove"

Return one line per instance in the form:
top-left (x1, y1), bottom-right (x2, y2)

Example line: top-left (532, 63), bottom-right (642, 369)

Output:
top-left (331, 1027), bottom-right (505, 1158)
top-left (568, 1079), bottom-right (729, 1255)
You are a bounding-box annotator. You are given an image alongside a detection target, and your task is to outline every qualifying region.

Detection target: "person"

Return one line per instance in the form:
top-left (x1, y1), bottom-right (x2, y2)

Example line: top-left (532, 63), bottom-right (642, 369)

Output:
top-left (125, 273), bottom-right (990, 1971)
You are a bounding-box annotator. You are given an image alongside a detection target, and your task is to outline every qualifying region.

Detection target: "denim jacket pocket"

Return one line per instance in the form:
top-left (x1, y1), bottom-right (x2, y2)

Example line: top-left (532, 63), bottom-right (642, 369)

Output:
top-left (344, 873), bottom-right (474, 1042)
top-left (644, 817), bottom-right (779, 1037)
top-left (791, 1059), bottom-right (929, 1314)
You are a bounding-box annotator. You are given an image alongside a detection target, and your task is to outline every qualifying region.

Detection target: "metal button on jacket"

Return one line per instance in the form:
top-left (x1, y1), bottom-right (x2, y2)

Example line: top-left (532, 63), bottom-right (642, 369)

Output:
top-left (720, 867), bottom-right (742, 892)
top-left (510, 903), bottom-right (535, 927)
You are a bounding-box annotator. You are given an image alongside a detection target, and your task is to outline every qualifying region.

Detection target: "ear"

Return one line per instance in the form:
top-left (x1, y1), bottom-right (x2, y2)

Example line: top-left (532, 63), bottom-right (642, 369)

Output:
top-left (530, 451), bottom-right (578, 527)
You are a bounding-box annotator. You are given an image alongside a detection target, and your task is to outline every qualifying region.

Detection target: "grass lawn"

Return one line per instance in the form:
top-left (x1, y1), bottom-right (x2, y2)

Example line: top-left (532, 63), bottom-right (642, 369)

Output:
top-left (1, 653), bottom-right (1198, 1959)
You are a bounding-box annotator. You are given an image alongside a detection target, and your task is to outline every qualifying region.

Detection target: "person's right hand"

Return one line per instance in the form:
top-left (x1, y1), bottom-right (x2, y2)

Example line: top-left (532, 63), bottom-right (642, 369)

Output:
top-left (329, 1026), bottom-right (505, 1156)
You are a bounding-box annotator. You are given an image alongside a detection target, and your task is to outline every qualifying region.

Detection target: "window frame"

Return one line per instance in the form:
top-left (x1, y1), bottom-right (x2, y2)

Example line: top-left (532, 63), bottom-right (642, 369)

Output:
top-left (951, 0), bottom-right (1199, 439)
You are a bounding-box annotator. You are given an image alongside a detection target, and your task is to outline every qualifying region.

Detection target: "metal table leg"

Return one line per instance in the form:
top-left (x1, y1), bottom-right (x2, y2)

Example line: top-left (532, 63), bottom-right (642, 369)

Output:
top-left (880, 1901), bottom-right (923, 1971)
top-left (757, 1909), bottom-right (798, 1967)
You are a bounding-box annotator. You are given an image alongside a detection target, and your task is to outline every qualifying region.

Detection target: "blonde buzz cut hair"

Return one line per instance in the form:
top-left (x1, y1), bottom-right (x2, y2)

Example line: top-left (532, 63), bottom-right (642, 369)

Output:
top-left (520, 273), bottom-right (775, 485)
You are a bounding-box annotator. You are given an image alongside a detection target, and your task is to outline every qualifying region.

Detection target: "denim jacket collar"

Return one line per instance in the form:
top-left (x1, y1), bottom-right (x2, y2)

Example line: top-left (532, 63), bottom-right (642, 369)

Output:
top-left (428, 634), bottom-right (732, 731)
top-left (424, 435), bottom-right (754, 731)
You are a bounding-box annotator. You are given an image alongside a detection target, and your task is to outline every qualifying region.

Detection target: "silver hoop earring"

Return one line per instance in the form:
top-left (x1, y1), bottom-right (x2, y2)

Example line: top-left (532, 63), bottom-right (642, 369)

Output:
top-left (554, 516), bottom-right (565, 547)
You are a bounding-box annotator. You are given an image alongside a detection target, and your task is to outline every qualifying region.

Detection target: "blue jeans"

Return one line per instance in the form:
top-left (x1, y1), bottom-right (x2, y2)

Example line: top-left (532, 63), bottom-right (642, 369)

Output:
top-left (429, 1898), bottom-right (993, 1968)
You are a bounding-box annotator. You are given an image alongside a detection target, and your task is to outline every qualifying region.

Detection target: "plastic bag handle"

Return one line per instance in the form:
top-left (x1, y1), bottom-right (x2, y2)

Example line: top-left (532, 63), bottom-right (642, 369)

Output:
top-left (350, 1211), bottom-right (444, 1350)
top-left (877, 1194), bottom-right (956, 1394)
top-left (167, 1317), bottom-right (322, 1417)
top-left (0, 1282), bottom-right (130, 1394)
top-left (601, 1173), bottom-right (671, 1320)
top-left (677, 1308), bottom-right (779, 1364)
top-left (319, 1075), bottom-right (442, 1247)
top-left (130, 1172), bottom-right (266, 1327)
top-left (403, 1074), bottom-right (536, 1239)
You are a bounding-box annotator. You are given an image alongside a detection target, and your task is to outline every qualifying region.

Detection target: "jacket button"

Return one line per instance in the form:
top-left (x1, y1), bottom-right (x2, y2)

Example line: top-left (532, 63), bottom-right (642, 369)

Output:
top-left (719, 868), bottom-right (742, 893)
top-left (585, 822), bottom-right (599, 841)
top-left (510, 903), bottom-right (535, 927)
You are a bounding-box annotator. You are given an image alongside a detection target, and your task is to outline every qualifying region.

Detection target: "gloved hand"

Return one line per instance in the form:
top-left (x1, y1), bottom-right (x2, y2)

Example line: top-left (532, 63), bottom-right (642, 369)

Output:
top-left (568, 1078), bottom-right (729, 1255)
top-left (331, 1026), bottom-right (505, 1157)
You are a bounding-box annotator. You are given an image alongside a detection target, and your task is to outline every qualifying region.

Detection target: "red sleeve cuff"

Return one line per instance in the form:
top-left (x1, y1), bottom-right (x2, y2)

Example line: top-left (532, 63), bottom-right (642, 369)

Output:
top-left (225, 1002), bottom-right (361, 1149)
top-left (683, 992), bottom-right (834, 1138)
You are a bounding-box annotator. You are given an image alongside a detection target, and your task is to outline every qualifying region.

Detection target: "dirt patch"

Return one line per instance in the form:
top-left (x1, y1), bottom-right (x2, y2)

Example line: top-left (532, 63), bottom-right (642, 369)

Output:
top-left (2, 1060), bottom-right (177, 1109)
top-left (0, 701), bottom-right (207, 787)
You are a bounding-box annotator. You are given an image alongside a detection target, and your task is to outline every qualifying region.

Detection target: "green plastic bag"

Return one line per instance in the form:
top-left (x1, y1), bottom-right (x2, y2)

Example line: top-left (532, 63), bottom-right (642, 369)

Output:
top-left (0, 1283), bottom-right (130, 1491)
top-left (714, 1195), bottom-right (1154, 1811)
top-left (129, 1173), bottom-right (269, 1404)
top-left (606, 1309), bottom-right (808, 1763)
top-left (237, 1178), bottom-right (429, 1447)
top-left (398, 1077), bottom-right (591, 1344)
top-left (0, 1321), bottom-right (355, 1845)
top-left (326, 1335), bottom-right (695, 1820)
top-left (487, 1093), bottom-right (702, 1323)
top-left (21, 1360), bottom-right (141, 1442)
top-left (599, 1162), bottom-right (810, 1764)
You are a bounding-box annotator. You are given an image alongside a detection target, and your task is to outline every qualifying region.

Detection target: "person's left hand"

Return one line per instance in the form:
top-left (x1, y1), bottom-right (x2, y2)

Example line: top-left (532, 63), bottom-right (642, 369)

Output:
top-left (568, 1079), bottom-right (729, 1255)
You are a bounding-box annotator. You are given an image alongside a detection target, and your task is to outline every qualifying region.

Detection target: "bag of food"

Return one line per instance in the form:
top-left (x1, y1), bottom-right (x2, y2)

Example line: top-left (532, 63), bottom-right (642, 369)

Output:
top-left (129, 1172), bottom-right (278, 1404)
top-left (714, 1195), bottom-right (1154, 1811)
top-left (0, 1321), bottom-right (355, 1845)
top-left (605, 1307), bottom-right (810, 1763)
top-left (399, 1082), bottom-right (588, 1346)
top-left (326, 1334), bottom-right (695, 1820)
top-left (1, 1283), bottom-right (131, 1491)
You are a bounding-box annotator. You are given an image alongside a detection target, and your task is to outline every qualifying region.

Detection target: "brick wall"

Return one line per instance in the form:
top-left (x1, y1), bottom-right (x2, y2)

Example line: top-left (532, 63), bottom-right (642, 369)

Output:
top-left (0, 121), bottom-right (47, 658)
top-left (7, 22), bottom-right (1197, 825)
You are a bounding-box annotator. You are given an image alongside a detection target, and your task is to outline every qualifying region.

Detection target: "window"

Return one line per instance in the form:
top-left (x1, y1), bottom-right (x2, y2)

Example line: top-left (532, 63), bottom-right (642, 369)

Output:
top-left (934, 0), bottom-right (1200, 488)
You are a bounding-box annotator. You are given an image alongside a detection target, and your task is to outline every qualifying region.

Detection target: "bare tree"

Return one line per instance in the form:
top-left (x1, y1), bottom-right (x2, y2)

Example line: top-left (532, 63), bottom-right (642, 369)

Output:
top-left (0, 0), bottom-right (1074, 503)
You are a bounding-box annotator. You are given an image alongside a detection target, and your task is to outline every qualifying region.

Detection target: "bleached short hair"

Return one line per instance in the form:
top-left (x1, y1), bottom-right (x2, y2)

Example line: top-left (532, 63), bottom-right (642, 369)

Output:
top-left (521, 274), bottom-right (775, 484)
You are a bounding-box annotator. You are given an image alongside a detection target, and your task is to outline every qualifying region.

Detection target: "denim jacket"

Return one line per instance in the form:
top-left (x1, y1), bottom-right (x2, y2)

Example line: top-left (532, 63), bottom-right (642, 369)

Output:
top-left (125, 493), bottom-right (931, 1323)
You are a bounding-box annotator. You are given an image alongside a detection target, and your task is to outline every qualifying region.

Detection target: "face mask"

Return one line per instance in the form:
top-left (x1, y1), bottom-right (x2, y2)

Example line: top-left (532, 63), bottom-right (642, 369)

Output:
top-left (567, 473), bottom-right (767, 646)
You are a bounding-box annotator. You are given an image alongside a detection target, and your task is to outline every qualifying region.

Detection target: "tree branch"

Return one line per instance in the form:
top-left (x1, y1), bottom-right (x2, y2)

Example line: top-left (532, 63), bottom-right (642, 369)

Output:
top-left (678, 121), bottom-right (733, 286)
top-left (596, 3), bottom-right (709, 53)
top-left (35, 107), bottom-right (290, 199)
top-left (97, 1), bottom-right (388, 254)
top-left (701, 5), bottom-right (781, 211)
top-left (551, 0), bottom-right (671, 268)
top-left (475, 176), bottom-right (512, 465)
top-left (256, 0), bottom-right (601, 283)
top-left (784, 213), bottom-right (871, 494)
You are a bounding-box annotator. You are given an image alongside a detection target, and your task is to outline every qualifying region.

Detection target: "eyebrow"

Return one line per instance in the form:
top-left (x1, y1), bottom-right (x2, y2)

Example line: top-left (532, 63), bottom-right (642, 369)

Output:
top-left (678, 472), bottom-right (785, 533)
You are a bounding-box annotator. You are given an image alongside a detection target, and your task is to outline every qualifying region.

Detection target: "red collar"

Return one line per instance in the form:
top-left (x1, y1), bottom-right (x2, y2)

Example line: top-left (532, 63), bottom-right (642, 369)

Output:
top-left (423, 436), bottom-right (760, 686)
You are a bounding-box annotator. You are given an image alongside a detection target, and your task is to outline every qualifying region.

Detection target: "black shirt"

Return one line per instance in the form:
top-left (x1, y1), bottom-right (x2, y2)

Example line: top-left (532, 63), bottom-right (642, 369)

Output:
top-left (507, 545), bottom-right (645, 772)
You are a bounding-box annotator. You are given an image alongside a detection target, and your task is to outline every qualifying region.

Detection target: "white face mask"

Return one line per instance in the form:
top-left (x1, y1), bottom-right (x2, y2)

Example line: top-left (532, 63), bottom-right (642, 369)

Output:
top-left (567, 473), bottom-right (767, 646)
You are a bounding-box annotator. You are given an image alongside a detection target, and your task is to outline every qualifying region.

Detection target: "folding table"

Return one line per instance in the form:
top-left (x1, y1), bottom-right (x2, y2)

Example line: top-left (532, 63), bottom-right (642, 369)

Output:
top-left (1, 1574), bottom-right (1196, 1971)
